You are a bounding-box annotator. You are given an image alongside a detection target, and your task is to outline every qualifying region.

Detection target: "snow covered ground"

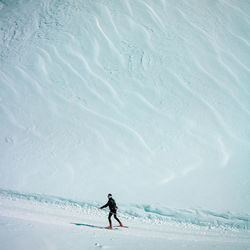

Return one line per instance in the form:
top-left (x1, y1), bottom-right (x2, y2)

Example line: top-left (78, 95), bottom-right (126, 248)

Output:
top-left (0, 190), bottom-right (249, 250)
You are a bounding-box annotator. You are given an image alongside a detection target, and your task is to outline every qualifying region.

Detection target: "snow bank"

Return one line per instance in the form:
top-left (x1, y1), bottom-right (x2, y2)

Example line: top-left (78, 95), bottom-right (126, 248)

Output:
top-left (1, 189), bottom-right (249, 231)
top-left (1, 189), bottom-right (250, 250)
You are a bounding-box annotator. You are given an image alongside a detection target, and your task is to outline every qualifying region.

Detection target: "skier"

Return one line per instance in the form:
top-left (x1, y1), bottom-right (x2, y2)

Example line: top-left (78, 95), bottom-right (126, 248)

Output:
top-left (99, 193), bottom-right (123, 229)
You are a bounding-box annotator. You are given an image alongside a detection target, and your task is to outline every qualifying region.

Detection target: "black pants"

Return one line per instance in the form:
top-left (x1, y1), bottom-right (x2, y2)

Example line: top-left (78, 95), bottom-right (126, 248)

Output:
top-left (108, 211), bottom-right (122, 226)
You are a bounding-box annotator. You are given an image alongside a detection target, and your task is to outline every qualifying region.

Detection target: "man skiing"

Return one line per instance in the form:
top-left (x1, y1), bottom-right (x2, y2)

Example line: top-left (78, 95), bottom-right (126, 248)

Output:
top-left (99, 193), bottom-right (123, 229)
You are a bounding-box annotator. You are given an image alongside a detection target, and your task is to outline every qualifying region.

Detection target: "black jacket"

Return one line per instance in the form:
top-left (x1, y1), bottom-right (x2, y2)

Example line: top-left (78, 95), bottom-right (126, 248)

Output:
top-left (100, 198), bottom-right (117, 212)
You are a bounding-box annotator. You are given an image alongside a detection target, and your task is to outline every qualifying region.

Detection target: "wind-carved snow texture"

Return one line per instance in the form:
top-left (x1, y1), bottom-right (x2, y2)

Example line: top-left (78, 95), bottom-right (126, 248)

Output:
top-left (0, 0), bottom-right (250, 214)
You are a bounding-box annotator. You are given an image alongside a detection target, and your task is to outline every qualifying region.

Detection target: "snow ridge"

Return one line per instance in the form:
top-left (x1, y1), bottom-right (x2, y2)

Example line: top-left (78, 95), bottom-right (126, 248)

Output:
top-left (1, 189), bottom-right (249, 231)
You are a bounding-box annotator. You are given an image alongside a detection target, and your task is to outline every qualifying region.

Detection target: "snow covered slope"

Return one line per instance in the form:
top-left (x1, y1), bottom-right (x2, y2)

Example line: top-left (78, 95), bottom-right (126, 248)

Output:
top-left (0, 0), bottom-right (250, 215)
top-left (0, 190), bottom-right (249, 250)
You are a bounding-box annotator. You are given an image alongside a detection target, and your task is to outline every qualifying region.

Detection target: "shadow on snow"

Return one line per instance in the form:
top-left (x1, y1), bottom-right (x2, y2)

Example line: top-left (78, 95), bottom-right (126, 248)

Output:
top-left (71, 223), bottom-right (107, 229)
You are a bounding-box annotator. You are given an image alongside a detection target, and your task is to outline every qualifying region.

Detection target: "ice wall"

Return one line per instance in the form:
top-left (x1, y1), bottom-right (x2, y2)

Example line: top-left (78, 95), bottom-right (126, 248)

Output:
top-left (0, 0), bottom-right (250, 212)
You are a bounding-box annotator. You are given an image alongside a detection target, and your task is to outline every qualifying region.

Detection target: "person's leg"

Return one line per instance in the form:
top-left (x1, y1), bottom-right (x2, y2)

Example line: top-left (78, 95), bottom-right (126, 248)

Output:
top-left (108, 212), bottom-right (113, 228)
top-left (114, 213), bottom-right (123, 226)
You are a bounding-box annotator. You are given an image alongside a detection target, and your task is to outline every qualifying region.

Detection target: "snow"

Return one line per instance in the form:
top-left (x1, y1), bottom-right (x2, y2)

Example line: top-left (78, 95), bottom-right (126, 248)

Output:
top-left (0, 0), bottom-right (250, 248)
top-left (0, 190), bottom-right (249, 250)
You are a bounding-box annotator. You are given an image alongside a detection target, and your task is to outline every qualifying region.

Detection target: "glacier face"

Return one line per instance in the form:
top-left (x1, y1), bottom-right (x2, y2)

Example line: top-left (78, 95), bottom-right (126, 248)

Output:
top-left (0, 0), bottom-right (250, 212)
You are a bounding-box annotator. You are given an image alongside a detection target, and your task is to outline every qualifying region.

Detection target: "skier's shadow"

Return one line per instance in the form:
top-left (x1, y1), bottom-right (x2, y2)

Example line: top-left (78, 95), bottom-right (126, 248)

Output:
top-left (71, 222), bottom-right (106, 229)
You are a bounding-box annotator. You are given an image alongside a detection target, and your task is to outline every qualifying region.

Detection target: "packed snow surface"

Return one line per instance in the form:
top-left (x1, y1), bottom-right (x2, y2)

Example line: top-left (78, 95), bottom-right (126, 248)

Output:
top-left (0, 0), bottom-right (250, 248)
top-left (0, 190), bottom-right (249, 250)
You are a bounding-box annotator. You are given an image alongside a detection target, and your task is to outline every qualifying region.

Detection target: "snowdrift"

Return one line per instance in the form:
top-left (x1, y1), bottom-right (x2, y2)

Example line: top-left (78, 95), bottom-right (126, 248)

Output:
top-left (1, 189), bottom-right (249, 231)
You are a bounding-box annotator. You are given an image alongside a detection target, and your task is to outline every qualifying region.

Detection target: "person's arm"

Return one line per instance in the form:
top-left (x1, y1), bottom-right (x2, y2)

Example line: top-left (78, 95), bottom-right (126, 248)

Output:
top-left (99, 201), bottom-right (109, 209)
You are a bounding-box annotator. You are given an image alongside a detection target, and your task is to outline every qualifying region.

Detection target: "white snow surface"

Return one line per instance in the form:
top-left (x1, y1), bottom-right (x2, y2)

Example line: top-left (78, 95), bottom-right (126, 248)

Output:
top-left (0, 0), bottom-right (250, 248)
top-left (0, 190), bottom-right (249, 250)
